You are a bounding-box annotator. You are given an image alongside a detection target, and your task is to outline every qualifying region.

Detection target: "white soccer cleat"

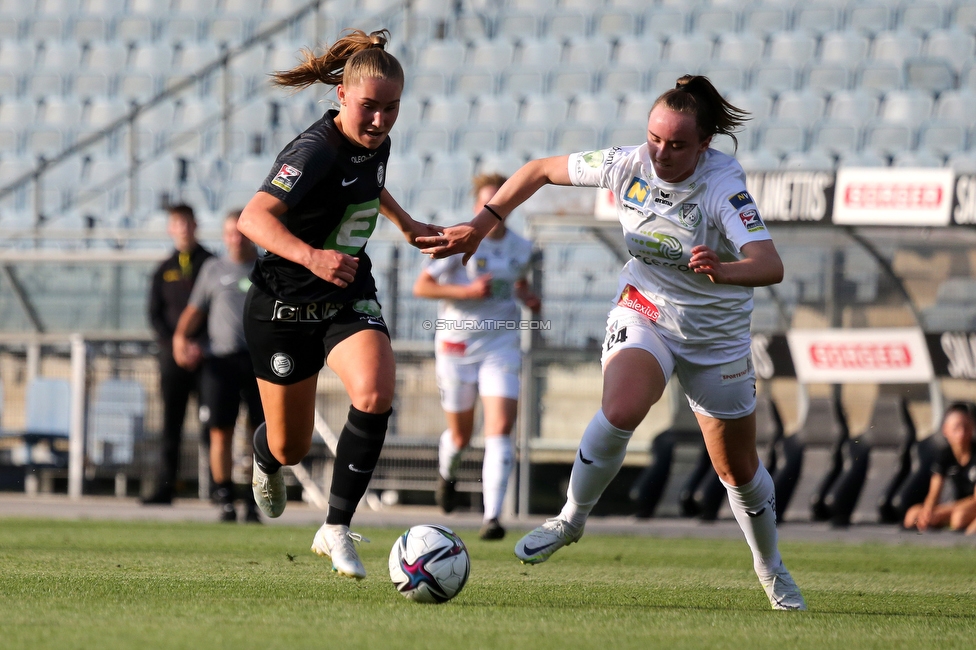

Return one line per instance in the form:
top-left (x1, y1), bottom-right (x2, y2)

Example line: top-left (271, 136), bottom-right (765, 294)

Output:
top-left (311, 523), bottom-right (369, 579)
top-left (759, 562), bottom-right (807, 611)
top-left (514, 518), bottom-right (584, 565)
top-left (251, 457), bottom-right (286, 518)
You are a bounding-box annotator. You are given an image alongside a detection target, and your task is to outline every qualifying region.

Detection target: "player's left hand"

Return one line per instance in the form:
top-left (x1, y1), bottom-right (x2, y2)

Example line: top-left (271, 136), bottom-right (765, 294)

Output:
top-left (689, 245), bottom-right (727, 284)
top-left (402, 220), bottom-right (443, 248)
top-left (417, 223), bottom-right (485, 265)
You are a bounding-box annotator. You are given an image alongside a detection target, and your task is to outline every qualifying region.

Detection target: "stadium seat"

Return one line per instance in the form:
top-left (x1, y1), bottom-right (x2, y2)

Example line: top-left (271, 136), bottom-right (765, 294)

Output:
top-left (751, 61), bottom-right (797, 94)
top-left (794, 4), bottom-right (843, 36)
top-left (553, 123), bottom-right (601, 152)
top-left (475, 151), bottom-right (526, 177)
top-left (863, 121), bottom-right (914, 157)
top-left (505, 123), bottom-right (550, 157)
top-left (549, 67), bottom-right (595, 97)
top-left (827, 89), bottom-right (879, 127)
top-left (423, 94), bottom-right (470, 125)
top-left (879, 90), bottom-right (933, 128)
top-left (897, 2), bottom-right (946, 34)
top-left (605, 121), bottom-right (647, 147)
top-left (774, 89), bottom-right (827, 128)
top-left (641, 5), bottom-right (688, 41)
top-left (775, 396), bottom-right (850, 523)
top-left (804, 62), bottom-right (850, 96)
top-left (755, 119), bottom-right (806, 156)
top-left (924, 28), bottom-right (976, 74)
top-left (741, 4), bottom-right (788, 36)
top-left (453, 67), bottom-right (498, 99)
top-left (87, 379), bottom-right (145, 466)
top-left (409, 124), bottom-right (453, 156)
top-left (467, 38), bottom-right (516, 69)
top-left (614, 36), bottom-right (664, 70)
top-left (593, 8), bottom-right (638, 38)
top-left (664, 33), bottom-right (714, 69)
top-left (646, 63), bottom-right (694, 97)
top-left (904, 57), bottom-right (956, 94)
top-left (496, 11), bottom-right (543, 40)
top-left (736, 148), bottom-right (781, 171)
top-left (416, 40), bottom-right (466, 74)
top-left (115, 15), bottom-right (155, 44)
top-left (600, 66), bottom-right (644, 96)
top-left (917, 118), bottom-right (967, 156)
top-left (425, 151), bottom-right (474, 188)
top-left (871, 30), bottom-right (922, 67)
top-left (520, 94), bottom-right (569, 124)
top-left (692, 5), bottom-right (739, 37)
top-left (768, 31), bottom-right (817, 69)
top-left (847, 2), bottom-right (894, 36)
top-left (455, 123), bottom-right (504, 155)
top-left (935, 90), bottom-right (976, 128)
top-left (472, 94), bottom-right (520, 128)
top-left (714, 32), bottom-right (764, 69)
top-left (499, 67), bottom-right (547, 96)
top-left (407, 70), bottom-right (452, 99)
top-left (837, 149), bottom-right (888, 167)
top-left (809, 119), bottom-right (860, 156)
top-left (781, 149), bottom-right (835, 171)
top-left (819, 31), bottom-right (870, 68)
top-left (726, 89), bottom-right (774, 121)
top-left (572, 93), bottom-right (612, 124)
top-left (565, 37), bottom-right (612, 71)
top-left (544, 9), bottom-right (590, 40)
top-left (856, 61), bottom-right (903, 96)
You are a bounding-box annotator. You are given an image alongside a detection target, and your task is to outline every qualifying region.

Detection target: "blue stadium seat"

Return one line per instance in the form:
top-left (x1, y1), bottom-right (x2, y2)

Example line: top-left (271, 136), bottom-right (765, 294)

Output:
top-left (924, 28), bottom-right (976, 74)
top-left (768, 31), bottom-right (817, 69)
top-left (847, 2), bottom-right (895, 36)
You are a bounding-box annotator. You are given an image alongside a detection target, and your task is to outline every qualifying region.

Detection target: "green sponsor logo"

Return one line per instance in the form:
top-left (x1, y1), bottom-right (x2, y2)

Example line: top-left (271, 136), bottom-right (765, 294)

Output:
top-left (352, 299), bottom-right (383, 318)
top-left (582, 151), bottom-right (604, 168)
top-left (322, 199), bottom-right (380, 254)
top-left (633, 232), bottom-right (683, 260)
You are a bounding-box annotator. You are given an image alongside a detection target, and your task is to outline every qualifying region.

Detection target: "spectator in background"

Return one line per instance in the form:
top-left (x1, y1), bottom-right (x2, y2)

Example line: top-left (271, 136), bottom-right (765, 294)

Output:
top-left (143, 204), bottom-right (213, 505)
top-left (413, 173), bottom-right (540, 540)
top-left (173, 211), bottom-right (265, 522)
top-left (904, 402), bottom-right (976, 534)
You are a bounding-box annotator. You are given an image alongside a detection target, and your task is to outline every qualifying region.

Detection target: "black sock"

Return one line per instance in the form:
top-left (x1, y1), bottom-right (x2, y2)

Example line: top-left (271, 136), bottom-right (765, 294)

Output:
top-left (252, 422), bottom-right (282, 474)
top-left (214, 480), bottom-right (234, 504)
top-left (325, 406), bottom-right (391, 525)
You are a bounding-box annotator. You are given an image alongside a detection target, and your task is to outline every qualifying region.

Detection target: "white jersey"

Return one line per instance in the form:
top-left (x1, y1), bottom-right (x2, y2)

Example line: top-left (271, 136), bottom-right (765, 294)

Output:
top-left (568, 145), bottom-right (771, 363)
top-left (425, 229), bottom-right (533, 362)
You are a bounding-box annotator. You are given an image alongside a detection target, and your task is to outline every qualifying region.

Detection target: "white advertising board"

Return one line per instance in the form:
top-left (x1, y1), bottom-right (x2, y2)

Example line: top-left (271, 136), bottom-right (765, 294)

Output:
top-left (787, 328), bottom-right (934, 384)
top-left (833, 167), bottom-right (954, 226)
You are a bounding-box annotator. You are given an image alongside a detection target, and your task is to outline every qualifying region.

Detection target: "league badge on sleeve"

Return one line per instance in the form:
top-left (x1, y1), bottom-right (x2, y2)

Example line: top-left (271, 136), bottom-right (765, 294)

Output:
top-left (271, 164), bottom-right (302, 192)
top-left (739, 208), bottom-right (766, 232)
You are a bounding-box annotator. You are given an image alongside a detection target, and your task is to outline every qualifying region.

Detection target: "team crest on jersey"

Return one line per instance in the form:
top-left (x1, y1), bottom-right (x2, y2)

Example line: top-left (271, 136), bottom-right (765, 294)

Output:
top-left (476, 258), bottom-right (487, 270)
top-left (739, 209), bottom-right (766, 232)
top-left (678, 203), bottom-right (702, 228)
top-left (623, 177), bottom-right (650, 208)
top-left (376, 162), bottom-right (385, 187)
top-left (271, 164), bottom-right (302, 192)
top-left (728, 191), bottom-right (754, 209)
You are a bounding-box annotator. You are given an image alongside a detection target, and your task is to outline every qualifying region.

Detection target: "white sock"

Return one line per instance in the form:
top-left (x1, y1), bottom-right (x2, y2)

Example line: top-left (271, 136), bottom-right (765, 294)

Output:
top-left (438, 429), bottom-right (462, 481)
top-left (721, 462), bottom-right (782, 577)
top-left (481, 435), bottom-right (512, 521)
top-left (559, 409), bottom-right (633, 530)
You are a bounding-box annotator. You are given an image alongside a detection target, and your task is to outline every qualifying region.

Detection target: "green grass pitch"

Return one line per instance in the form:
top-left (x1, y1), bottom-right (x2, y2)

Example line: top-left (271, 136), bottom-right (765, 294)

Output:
top-left (1, 518), bottom-right (974, 649)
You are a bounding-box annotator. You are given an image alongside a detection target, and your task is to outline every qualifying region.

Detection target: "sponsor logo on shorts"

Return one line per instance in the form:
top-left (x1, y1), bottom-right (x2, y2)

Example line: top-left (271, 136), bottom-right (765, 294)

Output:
top-left (617, 284), bottom-right (659, 322)
top-left (352, 299), bottom-right (383, 319)
top-left (271, 164), bottom-right (302, 192)
top-left (623, 177), bottom-right (650, 208)
top-left (271, 300), bottom-right (339, 322)
top-left (728, 191), bottom-right (754, 209)
top-left (739, 208), bottom-right (766, 232)
top-left (270, 352), bottom-right (294, 378)
top-left (678, 203), bottom-right (702, 228)
top-left (720, 358), bottom-right (751, 384)
top-left (376, 162), bottom-right (385, 187)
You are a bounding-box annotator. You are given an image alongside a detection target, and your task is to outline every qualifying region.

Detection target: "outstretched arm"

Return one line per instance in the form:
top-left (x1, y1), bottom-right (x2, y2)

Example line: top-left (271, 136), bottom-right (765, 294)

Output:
top-left (412, 270), bottom-right (491, 301)
top-left (379, 188), bottom-right (441, 248)
top-left (688, 239), bottom-right (784, 287)
top-left (417, 155), bottom-right (572, 263)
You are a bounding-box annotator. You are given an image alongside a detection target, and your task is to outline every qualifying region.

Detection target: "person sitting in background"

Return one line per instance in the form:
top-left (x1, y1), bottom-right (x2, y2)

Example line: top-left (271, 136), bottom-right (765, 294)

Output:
top-left (904, 402), bottom-right (976, 534)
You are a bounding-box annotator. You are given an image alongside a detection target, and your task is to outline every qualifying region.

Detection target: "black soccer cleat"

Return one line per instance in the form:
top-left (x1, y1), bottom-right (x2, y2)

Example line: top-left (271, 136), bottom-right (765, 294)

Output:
top-left (435, 476), bottom-right (458, 514)
top-left (479, 518), bottom-right (506, 541)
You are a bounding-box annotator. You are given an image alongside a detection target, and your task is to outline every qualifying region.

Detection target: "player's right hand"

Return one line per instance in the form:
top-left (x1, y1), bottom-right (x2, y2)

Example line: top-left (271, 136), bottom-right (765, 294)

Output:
top-left (308, 249), bottom-right (359, 288)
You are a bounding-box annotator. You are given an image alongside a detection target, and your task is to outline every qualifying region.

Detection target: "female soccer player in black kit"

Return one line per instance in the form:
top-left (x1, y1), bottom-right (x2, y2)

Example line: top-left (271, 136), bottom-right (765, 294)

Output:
top-left (238, 29), bottom-right (441, 579)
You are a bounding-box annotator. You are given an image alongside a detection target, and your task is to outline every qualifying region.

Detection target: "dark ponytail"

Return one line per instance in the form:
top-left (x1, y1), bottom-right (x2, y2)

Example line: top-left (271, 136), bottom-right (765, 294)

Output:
top-left (653, 75), bottom-right (750, 151)
top-left (272, 28), bottom-right (403, 90)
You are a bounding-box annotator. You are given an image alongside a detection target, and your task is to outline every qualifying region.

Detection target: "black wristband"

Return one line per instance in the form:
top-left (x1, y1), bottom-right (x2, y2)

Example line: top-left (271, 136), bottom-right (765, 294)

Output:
top-left (484, 204), bottom-right (503, 221)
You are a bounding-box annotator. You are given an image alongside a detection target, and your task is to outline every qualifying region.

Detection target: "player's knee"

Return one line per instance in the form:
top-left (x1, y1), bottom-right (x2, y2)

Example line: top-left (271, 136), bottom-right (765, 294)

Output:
top-left (949, 507), bottom-right (971, 531)
top-left (269, 437), bottom-right (310, 465)
top-left (351, 388), bottom-right (394, 414)
top-left (601, 402), bottom-right (644, 431)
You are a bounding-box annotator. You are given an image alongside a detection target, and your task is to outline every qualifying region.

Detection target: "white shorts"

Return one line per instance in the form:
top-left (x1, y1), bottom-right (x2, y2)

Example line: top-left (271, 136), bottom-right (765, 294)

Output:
top-left (435, 345), bottom-right (522, 413)
top-left (601, 306), bottom-right (756, 420)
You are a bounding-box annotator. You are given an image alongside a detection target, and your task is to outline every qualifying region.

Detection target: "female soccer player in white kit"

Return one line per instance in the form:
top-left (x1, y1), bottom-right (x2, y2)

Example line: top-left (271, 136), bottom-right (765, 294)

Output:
top-left (419, 75), bottom-right (806, 610)
top-left (413, 173), bottom-right (540, 541)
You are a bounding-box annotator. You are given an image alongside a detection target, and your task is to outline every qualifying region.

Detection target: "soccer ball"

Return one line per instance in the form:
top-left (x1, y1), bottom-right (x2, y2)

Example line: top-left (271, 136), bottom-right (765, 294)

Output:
top-left (389, 524), bottom-right (470, 603)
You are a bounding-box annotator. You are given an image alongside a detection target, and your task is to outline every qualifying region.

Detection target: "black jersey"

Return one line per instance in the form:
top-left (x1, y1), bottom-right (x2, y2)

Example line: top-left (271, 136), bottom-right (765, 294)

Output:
top-left (252, 109), bottom-right (390, 303)
top-left (931, 444), bottom-right (976, 500)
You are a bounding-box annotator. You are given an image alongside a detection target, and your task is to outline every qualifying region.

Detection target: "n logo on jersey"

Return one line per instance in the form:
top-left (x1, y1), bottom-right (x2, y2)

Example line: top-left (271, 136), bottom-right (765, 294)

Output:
top-left (623, 177), bottom-right (650, 208)
top-left (728, 191), bottom-right (754, 209)
top-left (271, 164), bottom-right (302, 192)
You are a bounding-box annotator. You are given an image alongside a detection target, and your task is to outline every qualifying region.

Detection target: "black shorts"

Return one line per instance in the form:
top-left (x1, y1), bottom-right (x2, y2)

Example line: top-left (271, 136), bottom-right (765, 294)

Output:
top-left (243, 284), bottom-right (390, 385)
top-left (199, 351), bottom-right (265, 429)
